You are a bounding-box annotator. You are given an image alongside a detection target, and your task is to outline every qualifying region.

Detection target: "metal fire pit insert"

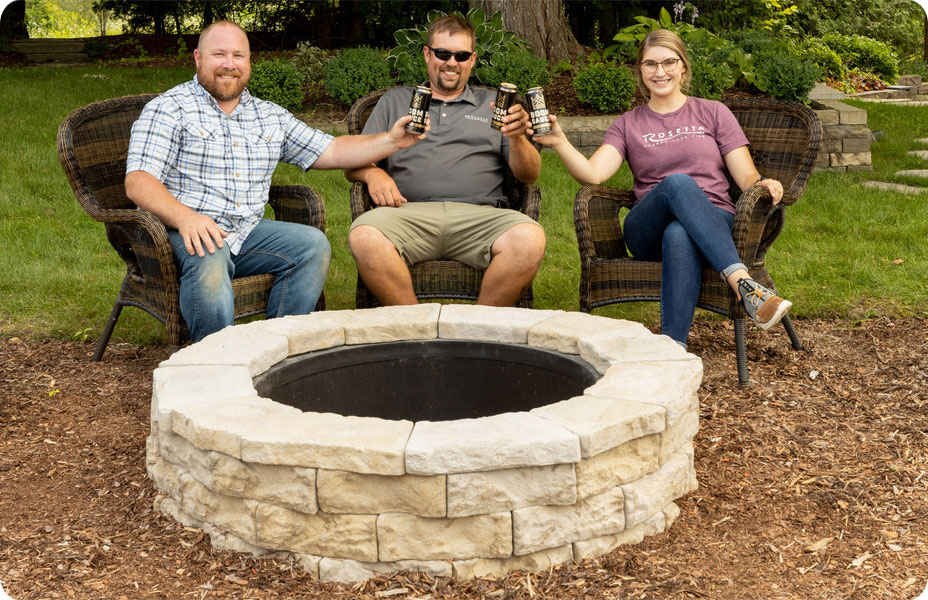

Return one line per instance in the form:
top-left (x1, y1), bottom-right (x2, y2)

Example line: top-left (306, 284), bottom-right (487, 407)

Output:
top-left (147, 305), bottom-right (702, 582)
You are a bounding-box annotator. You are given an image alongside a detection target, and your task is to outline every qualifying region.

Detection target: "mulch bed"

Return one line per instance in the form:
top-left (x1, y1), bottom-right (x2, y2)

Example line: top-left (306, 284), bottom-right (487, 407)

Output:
top-left (1, 316), bottom-right (926, 599)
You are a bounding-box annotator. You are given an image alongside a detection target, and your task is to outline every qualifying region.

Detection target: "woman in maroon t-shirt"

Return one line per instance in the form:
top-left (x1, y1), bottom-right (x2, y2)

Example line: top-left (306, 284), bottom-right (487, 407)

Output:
top-left (535, 29), bottom-right (792, 348)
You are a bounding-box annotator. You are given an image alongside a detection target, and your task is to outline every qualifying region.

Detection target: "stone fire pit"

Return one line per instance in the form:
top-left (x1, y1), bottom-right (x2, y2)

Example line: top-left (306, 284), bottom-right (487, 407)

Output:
top-left (147, 305), bottom-right (701, 582)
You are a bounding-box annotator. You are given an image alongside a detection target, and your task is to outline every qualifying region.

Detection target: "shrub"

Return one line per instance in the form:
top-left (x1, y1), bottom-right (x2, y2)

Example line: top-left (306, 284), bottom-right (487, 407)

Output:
top-left (754, 53), bottom-right (820, 104)
top-left (293, 42), bottom-right (330, 85)
top-left (728, 30), bottom-right (794, 58)
top-left (573, 59), bottom-right (635, 113)
top-left (798, 38), bottom-right (846, 81)
top-left (687, 51), bottom-right (733, 100)
top-left (248, 59), bottom-right (305, 112)
top-left (899, 57), bottom-right (928, 80)
top-left (324, 47), bottom-right (394, 106)
top-left (481, 50), bottom-right (551, 90)
top-left (83, 38), bottom-right (111, 58)
top-left (823, 33), bottom-right (899, 82)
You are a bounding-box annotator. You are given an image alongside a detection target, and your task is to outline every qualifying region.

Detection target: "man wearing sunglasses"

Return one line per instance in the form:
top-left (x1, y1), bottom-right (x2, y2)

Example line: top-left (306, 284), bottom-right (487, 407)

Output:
top-left (345, 14), bottom-right (544, 306)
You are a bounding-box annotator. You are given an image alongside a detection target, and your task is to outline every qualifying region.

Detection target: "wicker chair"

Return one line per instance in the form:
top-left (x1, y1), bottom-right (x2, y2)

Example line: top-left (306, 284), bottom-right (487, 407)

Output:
top-left (346, 86), bottom-right (541, 308)
top-left (57, 94), bottom-right (326, 360)
top-left (574, 98), bottom-right (821, 385)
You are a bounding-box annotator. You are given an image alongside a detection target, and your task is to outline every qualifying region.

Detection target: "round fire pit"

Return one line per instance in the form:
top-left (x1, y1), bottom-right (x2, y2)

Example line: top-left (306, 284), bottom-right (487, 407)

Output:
top-left (147, 305), bottom-right (702, 582)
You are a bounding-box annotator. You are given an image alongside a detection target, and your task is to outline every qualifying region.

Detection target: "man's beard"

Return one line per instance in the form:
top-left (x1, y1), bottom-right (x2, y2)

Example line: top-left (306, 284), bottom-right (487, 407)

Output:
top-left (198, 68), bottom-right (248, 102)
top-left (434, 68), bottom-right (463, 94)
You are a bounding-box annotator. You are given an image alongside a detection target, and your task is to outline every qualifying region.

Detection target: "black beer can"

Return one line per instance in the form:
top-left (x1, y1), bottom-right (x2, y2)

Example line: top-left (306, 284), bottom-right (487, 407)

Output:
top-left (491, 82), bottom-right (518, 130)
top-left (406, 86), bottom-right (432, 134)
top-left (526, 87), bottom-right (551, 136)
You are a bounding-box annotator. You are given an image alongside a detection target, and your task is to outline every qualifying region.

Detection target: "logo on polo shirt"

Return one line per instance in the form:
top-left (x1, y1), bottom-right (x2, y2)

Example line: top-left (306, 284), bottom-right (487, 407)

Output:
top-left (465, 114), bottom-right (489, 124)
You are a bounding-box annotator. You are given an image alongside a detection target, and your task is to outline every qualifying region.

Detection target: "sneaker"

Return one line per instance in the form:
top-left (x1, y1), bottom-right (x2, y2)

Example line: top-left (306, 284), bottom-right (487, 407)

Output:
top-left (738, 278), bottom-right (792, 330)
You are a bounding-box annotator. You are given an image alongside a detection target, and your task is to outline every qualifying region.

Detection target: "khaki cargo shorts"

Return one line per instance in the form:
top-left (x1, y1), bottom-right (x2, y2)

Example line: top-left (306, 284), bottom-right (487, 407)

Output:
top-left (350, 201), bottom-right (538, 269)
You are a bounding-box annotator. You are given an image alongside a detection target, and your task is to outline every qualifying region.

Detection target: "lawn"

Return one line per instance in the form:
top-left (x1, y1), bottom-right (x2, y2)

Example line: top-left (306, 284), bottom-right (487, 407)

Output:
top-left (1, 64), bottom-right (926, 347)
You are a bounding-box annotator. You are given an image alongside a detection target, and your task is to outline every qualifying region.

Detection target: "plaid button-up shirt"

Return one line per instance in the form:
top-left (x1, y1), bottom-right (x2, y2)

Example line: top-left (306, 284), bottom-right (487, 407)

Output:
top-left (126, 77), bottom-right (333, 254)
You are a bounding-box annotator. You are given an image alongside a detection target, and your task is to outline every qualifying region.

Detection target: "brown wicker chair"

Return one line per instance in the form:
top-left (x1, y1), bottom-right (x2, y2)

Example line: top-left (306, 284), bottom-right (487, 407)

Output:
top-left (57, 94), bottom-right (326, 360)
top-left (574, 98), bottom-right (821, 385)
top-left (346, 86), bottom-right (541, 308)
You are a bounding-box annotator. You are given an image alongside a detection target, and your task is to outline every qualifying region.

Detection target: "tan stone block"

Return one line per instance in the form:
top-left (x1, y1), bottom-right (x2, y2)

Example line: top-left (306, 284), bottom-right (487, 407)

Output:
top-left (160, 431), bottom-right (214, 488)
top-left (838, 107), bottom-right (868, 124)
top-left (338, 304), bottom-right (440, 344)
top-left (317, 470), bottom-right (446, 517)
top-left (438, 304), bottom-right (561, 344)
top-left (318, 557), bottom-right (452, 583)
top-left (580, 131), bottom-right (606, 147)
top-left (452, 545), bottom-right (573, 580)
top-left (822, 124), bottom-right (869, 140)
top-left (819, 138), bottom-right (842, 153)
top-left (621, 452), bottom-right (696, 529)
top-left (575, 434), bottom-right (660, 500)
top-left (531, 396), bottom-right (665, 458)
top-left (210, 530), bottom-right (276, 556)
top-left (254, 502), bottom-right (377, 562)
top-left (812, 108), bottom-right (838, 125)
top-left (179, 474), bottom-right (257, 544)
top-left (147, 456), bottom-right (184, 500)
top-left (577, 329), bottom-right (691, 374)
top-left (377, 512), bottom-right (512, 561)
top-left (659, 407), bottom-right (699, 465)
top-left (209, 453), bottom-right (318, 514)
top-left (572, 511), bottom-right (665, 560)
top-left (294, 554), bottom-right (321, 578)
top-left (247, 314), bottom-right (345, 355)
top-left (240, 412), bottom-right (413, 475)
top-left (830, 152), bottom-right (871, 167)
top-left (159, 325), bottom-right (289, 376)
top-left (843, 137), bottom-right (871, 152)
top-left (512, 486), bottom-right (624, 555)
top-left (663, 501), bottom-right (681, 528)
top-left (447, 464), bottom-right (576, 517)
top-left (527, 312), bottom-right (648, 355)
top-left (151, 364), bottom-right (255, 431)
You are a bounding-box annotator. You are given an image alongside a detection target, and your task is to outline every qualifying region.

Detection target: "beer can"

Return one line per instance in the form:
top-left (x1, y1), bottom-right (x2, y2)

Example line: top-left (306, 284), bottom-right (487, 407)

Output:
top-left (526, 87), bottom-right (551, 136)
top-left (405, 85), bottom-right (432, 134)
top-left (491, 82), bottom-right (518, 130)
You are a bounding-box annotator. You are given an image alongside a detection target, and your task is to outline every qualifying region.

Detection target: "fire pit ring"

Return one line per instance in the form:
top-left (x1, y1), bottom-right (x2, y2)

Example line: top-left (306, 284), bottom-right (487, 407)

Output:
top-left (147, 304), bottom-right (701, 582)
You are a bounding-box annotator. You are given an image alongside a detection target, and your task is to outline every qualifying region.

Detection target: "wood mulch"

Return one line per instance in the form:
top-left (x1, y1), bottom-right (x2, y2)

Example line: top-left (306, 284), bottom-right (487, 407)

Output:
top-left (1, 316), bottom-right (926, 599)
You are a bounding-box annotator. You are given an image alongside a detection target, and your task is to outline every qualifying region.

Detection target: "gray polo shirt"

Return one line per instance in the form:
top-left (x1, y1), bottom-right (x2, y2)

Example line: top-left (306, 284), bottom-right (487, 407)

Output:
top-left (362, 85), bottom-right (511, 206)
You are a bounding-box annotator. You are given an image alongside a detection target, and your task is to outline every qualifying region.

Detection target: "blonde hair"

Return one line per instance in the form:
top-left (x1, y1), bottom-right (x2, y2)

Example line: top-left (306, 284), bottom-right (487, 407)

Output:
top-left (635, 29), bottom-right (690, 99)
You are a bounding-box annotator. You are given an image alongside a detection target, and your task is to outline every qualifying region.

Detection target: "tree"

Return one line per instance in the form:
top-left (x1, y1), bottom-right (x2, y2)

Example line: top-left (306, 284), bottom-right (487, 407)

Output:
top-left (470, 0), bottom-right (581, 61)
top-left (0, 0), bottom-right (28, 39)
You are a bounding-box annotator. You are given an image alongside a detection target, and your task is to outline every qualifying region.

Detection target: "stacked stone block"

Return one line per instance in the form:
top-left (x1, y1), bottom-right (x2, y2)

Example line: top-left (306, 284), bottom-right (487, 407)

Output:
top-left (147, 305), bottom-right (701, 582)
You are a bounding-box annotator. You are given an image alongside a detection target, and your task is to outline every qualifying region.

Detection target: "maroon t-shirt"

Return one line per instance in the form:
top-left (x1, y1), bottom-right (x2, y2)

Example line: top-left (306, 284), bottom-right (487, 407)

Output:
top-left (602, 97), bottom-right (749, 213)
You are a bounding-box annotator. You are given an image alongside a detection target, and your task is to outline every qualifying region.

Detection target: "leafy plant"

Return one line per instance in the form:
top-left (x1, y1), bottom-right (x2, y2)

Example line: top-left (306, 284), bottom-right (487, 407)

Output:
top-left (293, 42), bottom-right (331, 86)
top-left (552, 58), bottom-right (573, 74)
top-left (386, 6), bottom-right (531, 86)
top-left (754, 53), bottom-right (820, 103)
top-left (573, 58), bottom-right (635, 113)
top-left (480, 50), bottom-right (551, 90)
top-left (83, 38), bottom-right (111, 58)
top-left (687, 50), bottom-right (733, 100)
top-left (899, 57), bottom-right (928, 80)
top-left (324, 47), bottom-right (394, 106)
top-left (822, 32), bottom-right (899, 82)
top-left (249, 59), bottom-right (305, 112)
top-left (797, 38), bottom-right (845, 81)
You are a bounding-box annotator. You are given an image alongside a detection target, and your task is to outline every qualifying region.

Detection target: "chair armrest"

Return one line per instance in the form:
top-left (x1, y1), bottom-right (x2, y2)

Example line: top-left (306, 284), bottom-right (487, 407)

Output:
top-left (91, 207), bottom-right (178, 292)
top-left (268, 185), bottom-right (325, 232)
top-left (731, 184), bottom-right (779, 268)
top-left (573, 184), bottom-right (636, 261)
top-left (349, 181), bottom-right (373, 220)
top-left (521, 184), bottom-right (541, 221)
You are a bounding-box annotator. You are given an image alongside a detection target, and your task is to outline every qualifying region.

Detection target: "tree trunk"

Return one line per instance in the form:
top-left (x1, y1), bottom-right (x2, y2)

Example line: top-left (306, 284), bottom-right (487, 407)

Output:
top-left (0, 0), bottom-right (28, 39)
top-left (471, 0), bottom-right (581, 62)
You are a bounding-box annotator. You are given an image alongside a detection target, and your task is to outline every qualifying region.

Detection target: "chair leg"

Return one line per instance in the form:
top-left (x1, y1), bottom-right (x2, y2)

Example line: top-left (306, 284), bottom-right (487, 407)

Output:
top-left (734, 318), bottom-right (750, 386)
top-left (781, 315), bottom-right (803, 351)
top-left (93, 302), bottom-right (124, 361)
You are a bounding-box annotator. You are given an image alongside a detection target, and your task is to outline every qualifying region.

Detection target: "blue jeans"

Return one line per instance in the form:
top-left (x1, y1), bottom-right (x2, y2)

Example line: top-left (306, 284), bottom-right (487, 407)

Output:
top-left (623, 173), bottom-right (744, 347)
top-left (169, 219), bottom-right (331, 342)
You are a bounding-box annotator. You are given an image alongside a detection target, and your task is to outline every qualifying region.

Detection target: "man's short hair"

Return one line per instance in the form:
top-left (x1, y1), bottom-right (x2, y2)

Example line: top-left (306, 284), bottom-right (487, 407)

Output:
top-left (426, 14), bottom-right (475, 51)
top-left (197, 20), bottom-right (249, 52)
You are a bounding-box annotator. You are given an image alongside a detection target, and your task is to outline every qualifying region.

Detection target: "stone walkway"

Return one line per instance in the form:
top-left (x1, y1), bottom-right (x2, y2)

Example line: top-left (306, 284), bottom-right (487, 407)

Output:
top-left (862, 136), bottom-right (928, 195)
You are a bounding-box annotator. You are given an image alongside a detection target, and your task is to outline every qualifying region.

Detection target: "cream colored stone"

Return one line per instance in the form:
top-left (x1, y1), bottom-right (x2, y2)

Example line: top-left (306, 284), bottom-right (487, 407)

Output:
top-left (659, 406), bottom-right (700, 466)
top-left (447, 464), bottom-right (576, 517)
top-left (208, 453), bottom-right (318, 514)
top-left (452, 545), bottom-right (573, 580)
top-left (317, 470), bottom-right (445, 517)
top-left (151, 364), bottom-right (255, 431)
top-left (578, 330), bottom-right (691, 374)
top-left (157, 496), bottom-right (209, 531)
top-left (512, 486), bottom-right (625, 555)
top-left (318, 557), bottom-right (452, 583)
top-left (572, 511), bottom-right (665, 560)
top-left (159, 325), bottom-right (289, 376)
top-left (585, 358), bottom-right (702, 426)
top-left (248, 314), bottom-right (345, 355)
top-left (210, 530), bottom-right (276, 557)
top-left (438, 304), bottom-right (561, 344)
top-left (147, 456), bottom-right (184, 500)
top-left (377, 512), bottom-right (512, 561)
top-left (575, 434), bottom-right (660, 500)
top-left (663, 501), bottom-right (681, 528)
top-left (405, 412), bottom-right (580, 475)
top-left (621, 452), bottom-right (697, 529)
top-left (527, 312), bottom-right (648, 355)
top-left (294, 554), bottom-right (322, 578)
top-left (160, 430), bottom-right (213, 488)
top-left (254, 502), bottom-right (377, 562)
top-left (337, 304), bottom-right (440, 344)
top-left (531, 395), bottom-right (665, 458)
top-left (178, 474), bottom-right (257, 545)
top-left (240, 412), bottom-right (412, 475)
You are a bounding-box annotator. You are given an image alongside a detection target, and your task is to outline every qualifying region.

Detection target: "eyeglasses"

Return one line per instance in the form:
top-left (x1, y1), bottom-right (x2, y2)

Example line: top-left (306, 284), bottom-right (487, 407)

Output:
top-left (640, 58), bottom-right (681, 74)
top-left (427, 47), bottom-right (474, 62)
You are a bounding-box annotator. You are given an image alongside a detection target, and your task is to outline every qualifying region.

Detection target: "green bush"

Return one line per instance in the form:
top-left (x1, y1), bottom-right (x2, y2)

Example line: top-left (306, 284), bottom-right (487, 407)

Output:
top-left (248, 59), bottom-right (305, 112)
top-left (823, 33), bottom-right (899, 82)
top-left (293, 42), bottom-right (330, 85)
top-left (573, 59), bottom-right (635, 113)
top-left (798, 38), bottom-right (846, 81)
top-left (728, 30), bottom-right (794, 58)
top-left (688, 51), bottom-right (733, 100)
top-left (83, 38), bottom-right (111, 58)
top-left (755, 53), bottom-right (820, 104)
top-left (481, 50), bottom-right (551, 90)
top-left (324, 47), bottom-right (395, 106)
top-left (899, 57), bottom-right (928, 80)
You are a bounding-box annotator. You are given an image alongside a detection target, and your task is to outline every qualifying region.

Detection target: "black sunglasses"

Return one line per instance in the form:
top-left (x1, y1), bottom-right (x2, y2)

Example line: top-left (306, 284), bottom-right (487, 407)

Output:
top-left (427, 47), bottom-right (473, 62)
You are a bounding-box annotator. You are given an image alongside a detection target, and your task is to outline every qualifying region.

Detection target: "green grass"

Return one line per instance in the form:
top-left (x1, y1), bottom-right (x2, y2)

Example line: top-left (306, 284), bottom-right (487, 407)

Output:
top-left (1, 66), bottom-right (926, 347)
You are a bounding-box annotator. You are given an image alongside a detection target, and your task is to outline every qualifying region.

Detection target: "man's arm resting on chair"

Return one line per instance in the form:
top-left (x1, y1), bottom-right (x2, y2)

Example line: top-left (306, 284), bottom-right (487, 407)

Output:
top-left (344, 165), bottom-right (407, 207)
top-left (125, 170), bottom-right (227, 258)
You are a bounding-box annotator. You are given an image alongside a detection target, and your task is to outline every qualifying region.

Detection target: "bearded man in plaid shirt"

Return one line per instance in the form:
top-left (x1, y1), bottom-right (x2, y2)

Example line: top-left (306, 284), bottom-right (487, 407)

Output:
top-left (126, 21), bottom-right (425, 342)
